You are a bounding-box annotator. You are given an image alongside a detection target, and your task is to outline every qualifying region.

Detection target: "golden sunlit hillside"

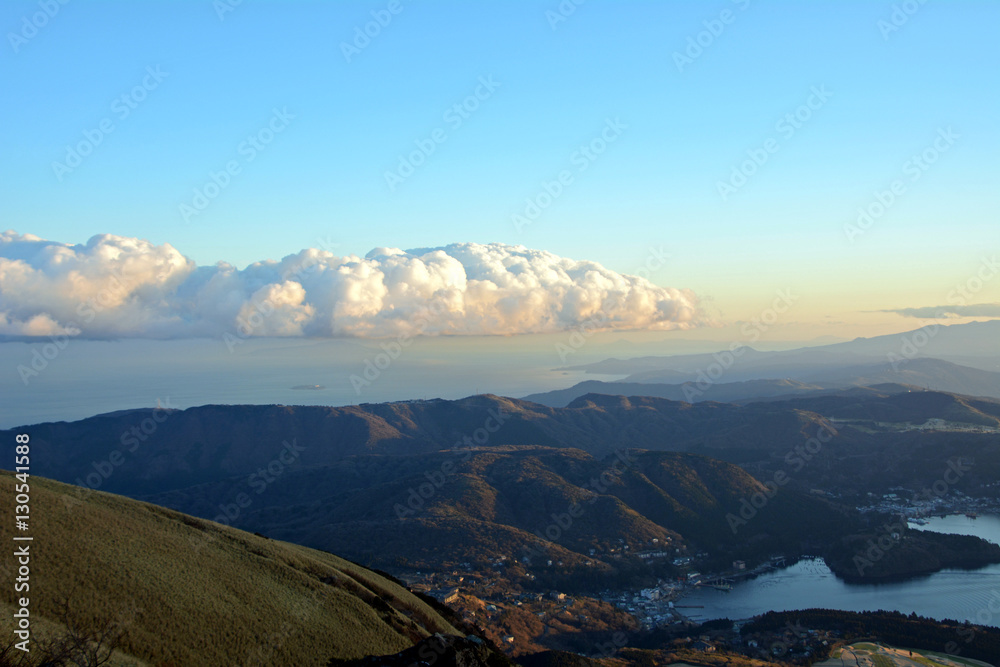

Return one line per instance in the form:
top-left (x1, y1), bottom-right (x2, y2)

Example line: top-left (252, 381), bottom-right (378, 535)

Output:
top-left (0, 471), bottom-right (459, 666)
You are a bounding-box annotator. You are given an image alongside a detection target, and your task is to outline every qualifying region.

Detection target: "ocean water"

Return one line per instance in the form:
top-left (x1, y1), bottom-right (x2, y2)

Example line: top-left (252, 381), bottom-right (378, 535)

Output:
top-left (0, 336), bottom-right (612, 428)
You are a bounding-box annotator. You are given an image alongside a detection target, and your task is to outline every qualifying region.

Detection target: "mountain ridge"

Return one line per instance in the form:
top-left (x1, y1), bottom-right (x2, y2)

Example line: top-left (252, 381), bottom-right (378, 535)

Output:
top-left (528, 358), bottom-right (1000, 407)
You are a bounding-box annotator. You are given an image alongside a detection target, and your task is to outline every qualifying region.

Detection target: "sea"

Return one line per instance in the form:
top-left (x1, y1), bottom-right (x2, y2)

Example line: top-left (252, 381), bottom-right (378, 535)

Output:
top-left (0, 336), bottom-right (609, 428)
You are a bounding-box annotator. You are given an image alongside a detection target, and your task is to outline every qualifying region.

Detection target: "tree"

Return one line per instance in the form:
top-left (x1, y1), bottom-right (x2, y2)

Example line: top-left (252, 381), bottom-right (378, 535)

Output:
top-left (1, 591), bottom-right (136, 667)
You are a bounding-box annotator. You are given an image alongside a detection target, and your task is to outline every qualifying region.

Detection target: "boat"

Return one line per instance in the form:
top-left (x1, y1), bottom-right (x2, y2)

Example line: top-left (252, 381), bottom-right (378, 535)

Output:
top-left (966, 512), bottom-right (979, 519)
top-left (697, 580), bottom-right (733, 592)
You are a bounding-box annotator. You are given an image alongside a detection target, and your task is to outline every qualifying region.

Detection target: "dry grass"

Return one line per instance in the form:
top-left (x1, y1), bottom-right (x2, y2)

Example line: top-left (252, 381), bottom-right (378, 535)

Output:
top-left (0, 472), bottom-right (457, 666)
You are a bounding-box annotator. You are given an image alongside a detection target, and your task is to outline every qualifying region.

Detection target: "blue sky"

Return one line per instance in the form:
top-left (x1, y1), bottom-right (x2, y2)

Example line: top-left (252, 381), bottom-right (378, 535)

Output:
top-left (2, 0), bottom-right (998, 339)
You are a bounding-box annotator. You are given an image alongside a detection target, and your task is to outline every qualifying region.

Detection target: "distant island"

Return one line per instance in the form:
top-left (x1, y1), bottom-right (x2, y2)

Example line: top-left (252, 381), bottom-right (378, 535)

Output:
top-left (291, 384), bottom-right (326, 390)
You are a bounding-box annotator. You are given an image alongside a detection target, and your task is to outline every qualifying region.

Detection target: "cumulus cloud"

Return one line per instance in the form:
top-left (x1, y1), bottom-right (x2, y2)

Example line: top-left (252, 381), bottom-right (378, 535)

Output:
top-left (880, 304), bottom-right (1000, 319)
top-left (0, 231), bottom-right (703, 339)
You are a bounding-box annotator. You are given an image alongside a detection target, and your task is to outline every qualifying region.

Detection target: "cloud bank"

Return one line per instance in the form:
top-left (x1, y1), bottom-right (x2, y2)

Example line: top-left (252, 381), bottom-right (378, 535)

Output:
top-left (0, 231), bottom-right (702, 339)
top-left (881, 303), bottom-right (1000, 319)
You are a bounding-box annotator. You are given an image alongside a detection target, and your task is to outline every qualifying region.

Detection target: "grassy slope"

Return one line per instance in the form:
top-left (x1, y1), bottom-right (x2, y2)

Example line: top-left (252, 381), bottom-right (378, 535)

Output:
top-left (817, 643), bottom-right (995, 667)
top-left (0, 471), bottom-right (458, 666)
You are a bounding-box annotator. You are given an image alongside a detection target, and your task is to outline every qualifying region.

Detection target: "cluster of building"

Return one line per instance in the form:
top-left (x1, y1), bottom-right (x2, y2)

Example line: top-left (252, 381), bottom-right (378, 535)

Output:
top-left (602, 580), bottom-right (687, 629)
top-left (716, 623), bottom-right (839, 662)
top-left (858, 477), bottom-right (1000, 519)
top-left (827, 416), bottom-right (1000, 434)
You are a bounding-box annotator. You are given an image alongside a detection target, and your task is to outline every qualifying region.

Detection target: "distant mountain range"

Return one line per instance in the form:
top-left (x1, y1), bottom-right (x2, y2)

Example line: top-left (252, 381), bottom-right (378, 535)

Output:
top-left (562, 319), bottom-right (1000, 375)
top-left (523, 357), bottom-right (1000, 406)
top-left (9, 388), bottom-right (1000, 499)
top-left (9, 384), bottom-right (1000, 495)
top-left (6, 395), bottom-right (832, 495)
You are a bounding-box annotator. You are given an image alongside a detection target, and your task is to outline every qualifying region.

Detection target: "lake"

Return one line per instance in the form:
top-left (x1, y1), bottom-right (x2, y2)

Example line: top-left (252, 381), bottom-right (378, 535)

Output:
top-left (680, 514), bottom-right (1000, 627)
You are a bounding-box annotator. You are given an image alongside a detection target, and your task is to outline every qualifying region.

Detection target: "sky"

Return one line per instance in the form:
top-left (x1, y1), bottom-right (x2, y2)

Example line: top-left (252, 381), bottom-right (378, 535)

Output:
top-left (1, 0), bottom-right (998, 343)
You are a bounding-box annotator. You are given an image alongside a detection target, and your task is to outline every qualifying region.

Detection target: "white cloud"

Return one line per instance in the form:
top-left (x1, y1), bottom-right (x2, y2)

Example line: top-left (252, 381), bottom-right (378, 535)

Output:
top-left (0, 231), bottom-right (703, 339)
